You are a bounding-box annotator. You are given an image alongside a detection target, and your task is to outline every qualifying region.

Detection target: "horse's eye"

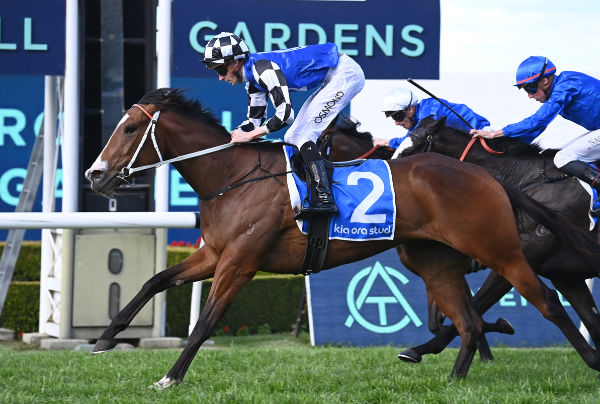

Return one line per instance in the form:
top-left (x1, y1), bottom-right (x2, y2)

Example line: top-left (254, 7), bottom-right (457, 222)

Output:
top-left (124, 124), bottom-right (137, 135)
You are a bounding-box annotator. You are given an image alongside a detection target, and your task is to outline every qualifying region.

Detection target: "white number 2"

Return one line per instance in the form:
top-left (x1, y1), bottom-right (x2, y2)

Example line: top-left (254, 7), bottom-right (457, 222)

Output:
top-left (347, 171), bottom-right (386, 223)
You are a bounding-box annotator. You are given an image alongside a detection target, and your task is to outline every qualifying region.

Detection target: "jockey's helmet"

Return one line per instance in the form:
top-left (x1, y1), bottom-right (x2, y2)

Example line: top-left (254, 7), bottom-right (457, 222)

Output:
top-left (514, 56), bottom-right (556, 87)
top-left (382, 87), bottom-right (419, 114)
top-left (202, 32), bottom-right (250, 69)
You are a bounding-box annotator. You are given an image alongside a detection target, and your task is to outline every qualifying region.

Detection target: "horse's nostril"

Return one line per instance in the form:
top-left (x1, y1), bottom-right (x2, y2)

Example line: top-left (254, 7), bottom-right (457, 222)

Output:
top-left (87, 170), bottom-right (104, 182)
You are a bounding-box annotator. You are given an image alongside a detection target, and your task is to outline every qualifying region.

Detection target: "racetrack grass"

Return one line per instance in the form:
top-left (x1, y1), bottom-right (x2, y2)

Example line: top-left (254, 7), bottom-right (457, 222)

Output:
top-left (1, 333), bottom-right (599, 404)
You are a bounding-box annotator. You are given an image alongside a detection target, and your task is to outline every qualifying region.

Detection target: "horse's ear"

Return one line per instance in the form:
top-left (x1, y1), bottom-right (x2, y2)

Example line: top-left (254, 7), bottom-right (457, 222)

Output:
top-left (414, 116), bottom-right (439, 132)
top-left (431, 116), bottom-right (448, 131)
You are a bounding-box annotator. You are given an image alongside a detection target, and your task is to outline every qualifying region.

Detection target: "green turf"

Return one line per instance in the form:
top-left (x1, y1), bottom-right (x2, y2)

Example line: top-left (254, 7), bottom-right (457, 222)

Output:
top-left (1, 334), bottom-right (598, 403)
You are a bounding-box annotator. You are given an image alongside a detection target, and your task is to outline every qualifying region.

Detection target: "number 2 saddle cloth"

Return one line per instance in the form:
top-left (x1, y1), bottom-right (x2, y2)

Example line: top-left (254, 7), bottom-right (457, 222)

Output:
top-left (284, 145), bottom-right (396, 241)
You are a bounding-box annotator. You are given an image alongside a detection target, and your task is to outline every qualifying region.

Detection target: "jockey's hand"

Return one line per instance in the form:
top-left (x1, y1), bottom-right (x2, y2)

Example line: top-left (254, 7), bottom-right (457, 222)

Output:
top-left (230, 128), bottom-right (265, 143)
top-left (372, 138), bottom-right (389, 148)
top-left (470, 129), bottom-right (504, 139)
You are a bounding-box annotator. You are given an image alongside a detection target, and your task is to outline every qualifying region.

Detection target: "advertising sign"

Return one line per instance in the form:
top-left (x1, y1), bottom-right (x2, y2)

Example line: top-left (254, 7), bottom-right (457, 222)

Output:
top-left (172, 0), bottom-right (440, 79)
top-left (308, 249), bottom-right (593, 347)
top-left (0, 1), bottom-right (66, 75)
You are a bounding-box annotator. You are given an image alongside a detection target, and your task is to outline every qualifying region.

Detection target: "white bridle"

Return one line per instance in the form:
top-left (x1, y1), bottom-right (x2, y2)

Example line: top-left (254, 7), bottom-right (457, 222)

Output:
top-left (118, 104), bottom-right (235, 179)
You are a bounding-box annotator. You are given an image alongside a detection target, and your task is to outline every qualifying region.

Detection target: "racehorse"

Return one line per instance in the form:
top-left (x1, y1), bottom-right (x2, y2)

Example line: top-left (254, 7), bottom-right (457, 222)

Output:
top-left (325, 115), bottom-right (600, 366)
top-left (85, 88), bottom-right (600, 389)
top-left (397, 117), bottom-right (600, 363)
top-left (319, 116), bottom-right (511, 362)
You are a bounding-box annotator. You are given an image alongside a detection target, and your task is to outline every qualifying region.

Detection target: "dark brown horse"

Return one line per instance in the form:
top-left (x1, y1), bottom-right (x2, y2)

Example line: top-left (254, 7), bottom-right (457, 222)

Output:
top-left (325, 116), bottom-right (600, 365)
top-left (85, 89), bottom-right (600, 389)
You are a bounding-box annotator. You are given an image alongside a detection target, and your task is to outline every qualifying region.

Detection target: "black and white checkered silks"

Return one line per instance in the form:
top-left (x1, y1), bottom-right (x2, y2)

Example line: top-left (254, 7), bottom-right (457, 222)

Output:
top-left (238, 59), bottom-right (294, 134)
top-left (203, 32), bottom-right (249, 68)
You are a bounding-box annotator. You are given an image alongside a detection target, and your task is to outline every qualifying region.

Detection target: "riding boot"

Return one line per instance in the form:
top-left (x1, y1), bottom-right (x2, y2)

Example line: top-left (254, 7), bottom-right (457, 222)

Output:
top-left (296, 141), bottom-right (338, 218)
top-left (560, 160), bottom-right (600, 193)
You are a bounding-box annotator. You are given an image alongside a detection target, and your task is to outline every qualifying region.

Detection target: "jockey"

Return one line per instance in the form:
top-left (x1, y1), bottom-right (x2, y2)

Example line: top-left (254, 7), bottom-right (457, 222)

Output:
top-left (202, 32), bottom-right (365, 218)
top-left (372, 87), bottom-right (491, 154)
top-left (471, 56), bottom-right (600, 194)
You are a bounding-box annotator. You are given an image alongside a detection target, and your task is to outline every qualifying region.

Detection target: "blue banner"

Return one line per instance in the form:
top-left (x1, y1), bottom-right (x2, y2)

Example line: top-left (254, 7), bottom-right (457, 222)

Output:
top-left (0, 1), bottom-right (66, 75)
top-left (172, 0), bottom-right (440, 79)
top-left (309, 249), bottom-right (595, 347)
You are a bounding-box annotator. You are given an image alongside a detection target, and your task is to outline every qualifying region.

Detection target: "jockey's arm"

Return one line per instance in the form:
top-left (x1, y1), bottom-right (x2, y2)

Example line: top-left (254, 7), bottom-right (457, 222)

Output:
top-left (470, 128), bottom-right (505, 139)
top-left (231, 126), bottom-right (267, 143)
top-left (253, 59), bottom-right (294, 134)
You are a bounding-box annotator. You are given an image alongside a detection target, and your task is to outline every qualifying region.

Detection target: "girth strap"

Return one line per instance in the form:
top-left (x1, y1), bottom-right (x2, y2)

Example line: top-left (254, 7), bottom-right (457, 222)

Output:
top-left (299, 215), bottom-right (331, 276)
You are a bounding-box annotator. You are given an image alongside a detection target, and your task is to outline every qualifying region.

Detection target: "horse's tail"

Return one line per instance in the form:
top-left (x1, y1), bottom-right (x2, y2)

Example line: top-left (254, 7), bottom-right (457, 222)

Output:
top-left (502, 182), bottom-right (600, 266)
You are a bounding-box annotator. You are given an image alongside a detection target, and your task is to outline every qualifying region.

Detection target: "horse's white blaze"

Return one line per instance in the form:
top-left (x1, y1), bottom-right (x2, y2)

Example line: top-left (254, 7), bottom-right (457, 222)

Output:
top-left (84, 113), bottom-right (130, 178)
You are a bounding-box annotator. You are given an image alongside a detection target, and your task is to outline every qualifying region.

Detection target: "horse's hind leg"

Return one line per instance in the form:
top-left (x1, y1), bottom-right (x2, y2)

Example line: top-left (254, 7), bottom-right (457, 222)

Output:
top-left (552, 278), bottom-right (600, 348)
top-left (424, 278), bottom-right (483, 379)
top-left (398, 271), bottom-right (514, 363)
top-left (497, 260), bottom-right (600, 373)
top-left (93, 245), bottom-right (219, 353)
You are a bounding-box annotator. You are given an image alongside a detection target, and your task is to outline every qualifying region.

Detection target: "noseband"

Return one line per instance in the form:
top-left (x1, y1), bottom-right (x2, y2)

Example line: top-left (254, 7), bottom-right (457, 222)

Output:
top-left (118, 104), bottom-right (164, 179)
top-left (117, 103), bottom-right (235, 180)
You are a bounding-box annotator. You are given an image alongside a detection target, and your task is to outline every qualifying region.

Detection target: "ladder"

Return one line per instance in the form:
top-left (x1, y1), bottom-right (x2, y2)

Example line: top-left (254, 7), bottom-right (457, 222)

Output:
top-left (0, 121), bottom-right (45, 316)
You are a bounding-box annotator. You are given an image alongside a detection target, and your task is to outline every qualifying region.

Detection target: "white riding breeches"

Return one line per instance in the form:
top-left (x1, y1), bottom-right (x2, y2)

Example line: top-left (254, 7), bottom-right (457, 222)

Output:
top-left (554, 129), bottom-right (600, 168)
top-left (284, 54), bottom-right (365, 147)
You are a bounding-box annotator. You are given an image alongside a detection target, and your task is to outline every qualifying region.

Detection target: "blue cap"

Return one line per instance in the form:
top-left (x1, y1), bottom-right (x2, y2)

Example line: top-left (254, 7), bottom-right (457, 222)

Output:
top-left (514, 56), bottom-right (556, 86)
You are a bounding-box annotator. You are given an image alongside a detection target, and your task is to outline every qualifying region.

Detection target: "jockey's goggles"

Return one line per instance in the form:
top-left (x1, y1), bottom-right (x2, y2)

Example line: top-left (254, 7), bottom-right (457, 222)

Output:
top-left (213, 63), bottom-right (230, 76)
top-left (385, 110), bottom-right (406, 122)
top-left (518, 57), bottom-right (548, 94)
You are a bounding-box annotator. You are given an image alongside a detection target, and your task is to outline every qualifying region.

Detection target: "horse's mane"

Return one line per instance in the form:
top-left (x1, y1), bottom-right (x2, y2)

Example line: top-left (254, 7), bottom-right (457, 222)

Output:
top-left (335, 114), bottom-right (374, 142)
top-left (138, 88), bottom-right (223, 129)
top-left (406, 117), bottom-right (557, 159)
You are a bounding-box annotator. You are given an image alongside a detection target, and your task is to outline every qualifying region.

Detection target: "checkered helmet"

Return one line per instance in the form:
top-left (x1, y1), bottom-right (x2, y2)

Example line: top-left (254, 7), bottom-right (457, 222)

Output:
top-left (202, 32), bottom-right (249, 69)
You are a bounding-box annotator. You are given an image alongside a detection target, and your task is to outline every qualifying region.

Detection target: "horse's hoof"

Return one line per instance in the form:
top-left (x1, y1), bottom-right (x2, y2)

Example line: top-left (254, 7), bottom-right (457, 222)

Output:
top-left (148, 376), bottom-right (179, 390)
top-left (398, 348), bottom-right (422, 364)
top-left (91, 339), bottom-right (118, 354)
top-left (496, 318), bottom-right (515, 335)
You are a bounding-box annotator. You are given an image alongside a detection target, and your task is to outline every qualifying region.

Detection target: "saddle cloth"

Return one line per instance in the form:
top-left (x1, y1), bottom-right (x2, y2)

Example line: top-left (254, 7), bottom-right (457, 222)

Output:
top-left (283, 145), bottom-right (396, 241)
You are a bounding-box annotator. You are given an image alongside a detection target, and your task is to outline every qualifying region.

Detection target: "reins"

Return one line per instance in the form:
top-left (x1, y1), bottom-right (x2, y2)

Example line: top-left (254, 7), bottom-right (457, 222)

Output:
top-left (460, 136), bottom-right (504, 161)
top-left (119, 104), bottom-right (236, 178)
top-left (406, 79), bottom-right (504, 161)
top-left (358, 146), bottom-right (394, 159)
top-left (121, 104), bottom-right (289, 200)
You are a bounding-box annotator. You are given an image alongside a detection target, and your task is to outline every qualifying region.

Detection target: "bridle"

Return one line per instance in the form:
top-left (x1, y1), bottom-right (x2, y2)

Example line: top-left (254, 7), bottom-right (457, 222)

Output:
top-left (417, 126), bottom-right (503, 161)
top-left (119, 103), bottom-right (287, 200)
top-left (117, 103), bottom-right (235, 180)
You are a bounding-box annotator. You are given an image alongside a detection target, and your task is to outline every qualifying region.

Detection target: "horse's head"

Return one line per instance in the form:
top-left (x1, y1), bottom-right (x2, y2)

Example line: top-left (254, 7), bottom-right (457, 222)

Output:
top-left (84, 103), bottom-right (160, 196)
top-left (85, 88), bottom-right (186, 196)
top-left (85, 88), bottom-right (230, 197)
top-left (400, 116), bottom-right (458, 157)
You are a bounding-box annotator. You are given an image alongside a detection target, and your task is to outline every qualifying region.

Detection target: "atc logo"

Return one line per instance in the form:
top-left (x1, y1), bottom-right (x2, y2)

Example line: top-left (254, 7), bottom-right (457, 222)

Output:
top-left (344, 261), bottom-right (422, 333)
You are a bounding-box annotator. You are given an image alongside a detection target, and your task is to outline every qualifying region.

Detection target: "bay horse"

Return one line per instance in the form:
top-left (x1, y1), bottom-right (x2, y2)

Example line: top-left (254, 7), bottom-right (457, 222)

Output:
top-left (319, 116), bottom-right (511, 362)
top-left (325, 115), bottom-right (600, 366)
top-left (85, 88), bottom-right (600, 389)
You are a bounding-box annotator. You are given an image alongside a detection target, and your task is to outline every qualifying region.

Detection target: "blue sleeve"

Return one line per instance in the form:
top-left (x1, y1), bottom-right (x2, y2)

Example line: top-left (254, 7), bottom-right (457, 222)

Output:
top-left (502, 81), bottom-right (572, 142)
top-left (388, 136), bottom-right (408, 150)
top-left (416, 99), bottom-right (490, 132)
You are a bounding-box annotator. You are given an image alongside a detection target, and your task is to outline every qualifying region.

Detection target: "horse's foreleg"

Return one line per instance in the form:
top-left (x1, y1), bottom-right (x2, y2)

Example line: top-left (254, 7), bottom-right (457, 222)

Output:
top-left (552, 278), bottom-right (600, 348)
top-left (93, 245), bottom-right (219, 353)
top-left (153, 261), bottom-right (257, 389)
